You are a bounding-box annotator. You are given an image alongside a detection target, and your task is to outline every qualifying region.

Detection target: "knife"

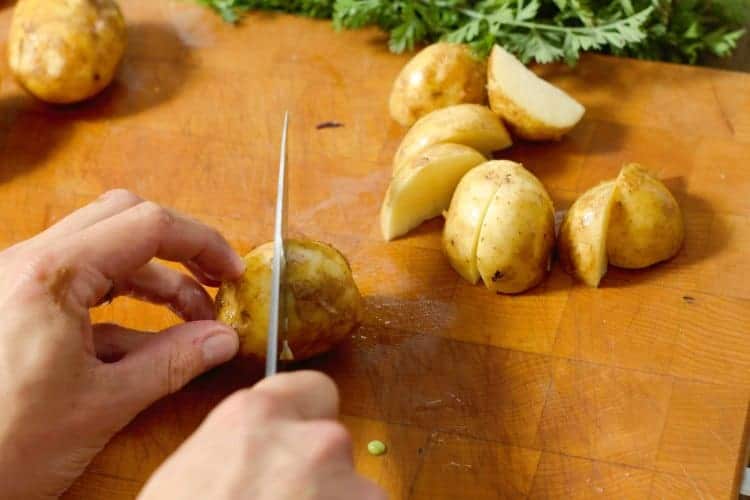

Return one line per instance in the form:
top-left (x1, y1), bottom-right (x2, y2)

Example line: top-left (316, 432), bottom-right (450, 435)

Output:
top-left (265, 112), bottom-right (289, 377)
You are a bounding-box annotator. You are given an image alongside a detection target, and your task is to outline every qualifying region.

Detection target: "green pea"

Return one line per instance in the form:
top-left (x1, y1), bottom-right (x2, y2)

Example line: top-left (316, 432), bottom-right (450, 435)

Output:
top-left (367, 440), bottom-right (387, 456)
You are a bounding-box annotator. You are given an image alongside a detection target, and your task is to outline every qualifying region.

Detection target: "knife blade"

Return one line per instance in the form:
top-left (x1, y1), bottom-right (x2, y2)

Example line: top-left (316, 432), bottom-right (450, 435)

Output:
top-left (265, 111), bottom-right (289, 377)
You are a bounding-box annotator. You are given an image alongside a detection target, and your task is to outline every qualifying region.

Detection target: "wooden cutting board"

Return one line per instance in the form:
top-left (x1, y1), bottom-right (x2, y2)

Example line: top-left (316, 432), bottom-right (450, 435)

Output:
top-left (0, 1), bottom-right (748, 498)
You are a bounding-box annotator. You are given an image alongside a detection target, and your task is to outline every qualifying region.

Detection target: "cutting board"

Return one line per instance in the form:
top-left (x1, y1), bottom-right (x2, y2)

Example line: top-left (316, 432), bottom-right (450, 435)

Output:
top-left (0, 1), bottom-right (748, 498)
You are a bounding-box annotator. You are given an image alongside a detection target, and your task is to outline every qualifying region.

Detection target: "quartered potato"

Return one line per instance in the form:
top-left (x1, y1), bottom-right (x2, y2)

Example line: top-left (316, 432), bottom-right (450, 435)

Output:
top-left (443, 160), bottom-right (554, 293)
top-left (476, 162), bottom-right (555, 294)
top-left (216, 239), bottom-right (362, 361)
top-left (8, 0), bottom-right (126, 104)
top-left (381, 143), bottom-right (486, 241)
top-left (389, 42), bottom-right (487, 127)
top-left (558, 181), bottom-right (616, 287)
top-left (393, 104), bottom-right (512, 168)
top-left (559, 163), bottom-right (684, 286)
top-left (607, 164), bottom-right (684, 269)
top-left (487, 45), bottom-right (584, 140)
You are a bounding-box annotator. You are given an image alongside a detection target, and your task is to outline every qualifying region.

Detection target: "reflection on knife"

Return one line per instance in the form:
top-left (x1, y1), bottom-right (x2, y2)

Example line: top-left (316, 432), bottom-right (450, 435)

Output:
top-left (265, 112), bottom-right (289, 377)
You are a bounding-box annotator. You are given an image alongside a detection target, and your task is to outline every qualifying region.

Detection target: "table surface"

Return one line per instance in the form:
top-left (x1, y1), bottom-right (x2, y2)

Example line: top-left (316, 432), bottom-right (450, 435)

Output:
top-left (0, 1), bottom-right (748, 499)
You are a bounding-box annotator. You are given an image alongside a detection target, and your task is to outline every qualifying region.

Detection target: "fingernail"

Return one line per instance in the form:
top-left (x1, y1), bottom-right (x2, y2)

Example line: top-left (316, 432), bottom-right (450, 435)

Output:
top-left (202, 330), bottom-right (239, 366)
top-left (232, 254), bottom-right (245, 275)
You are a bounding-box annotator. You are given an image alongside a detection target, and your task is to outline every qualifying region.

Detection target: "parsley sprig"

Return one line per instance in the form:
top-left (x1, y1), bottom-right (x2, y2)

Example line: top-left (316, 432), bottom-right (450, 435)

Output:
top-left (195, 0), bottom-right (748, 65)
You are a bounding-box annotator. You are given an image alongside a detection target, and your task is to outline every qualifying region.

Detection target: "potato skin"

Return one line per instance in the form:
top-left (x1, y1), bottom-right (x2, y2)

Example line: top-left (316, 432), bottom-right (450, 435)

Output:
top-left (557, 181), bottom-right (616, 287)
top-left (9, 0), bottom-right (126, 104)
top-left (393, 104), bottom-right (512, 169)
top-left (389, 43), bottom-right (487, 127)
top-left (475, 161), bottom-right (554, 293)
top-left (216, 239), bottom-right (362, 361)
top-left (606, 164), bottom-right (684, 269)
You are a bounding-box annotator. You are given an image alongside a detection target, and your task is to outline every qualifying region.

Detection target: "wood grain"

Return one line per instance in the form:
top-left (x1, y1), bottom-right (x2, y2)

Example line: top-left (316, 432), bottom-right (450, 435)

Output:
top-left (0, 1), bottom-right (747, 498)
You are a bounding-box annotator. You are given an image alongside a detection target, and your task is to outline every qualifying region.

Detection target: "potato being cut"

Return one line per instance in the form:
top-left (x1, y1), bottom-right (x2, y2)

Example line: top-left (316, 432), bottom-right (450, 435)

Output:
top-left (557, 181), bottom-right (616, 287)
top-left (442, 162), bottom-right (508, 284)
top-left (381, 143), bottom-right (486, 241)
top-left (487, 45), bottom-right (584, 140)
top-left (606, 164), bottom-right (684, 269)
top-left (475, 162), bottom-right (555, 293)
top-left (216, 239), bottom-right (362, 361)
top-left (8, 0), bottom-right (126, 104)
top-left (389, 42), bottom-right (487, 127)
top-left (393, 104), bottom-right (512, 168)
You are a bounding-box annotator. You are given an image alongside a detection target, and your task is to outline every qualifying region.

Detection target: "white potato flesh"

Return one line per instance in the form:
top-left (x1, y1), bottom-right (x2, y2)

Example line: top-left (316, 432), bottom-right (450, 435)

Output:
top-left (442, 160), bottom-right (515, 284)
top-left (557, 181), bottom-right (616, 287)
top-left (607, 164), bottom-right (684, 269)
top-left (487, 45), bottom-right (585, 140)
top-left (389, 42), bottom-right (487, 127)
top-left (476, 162), bottom-right (555, 293)
top-left (393, 104), bottom-right (512, 168)
top-left (381, 143), bottom-right (486, 241)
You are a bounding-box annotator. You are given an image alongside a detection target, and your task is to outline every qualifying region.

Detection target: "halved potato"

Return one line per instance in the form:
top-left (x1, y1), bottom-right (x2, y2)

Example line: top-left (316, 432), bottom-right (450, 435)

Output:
top-left (487, 45), bottom-right (585, 140)
top-left (393, 104), bottom-right (512, 168)
top-left (389, 42), bottom-right (487, 127)
top-left (442, 161), bottom-right (509, 284)
top-left (216, 239), bottom-right (362, 361)
top-left (381, 143), bottom-right (486, 241)
top-left (476, 162), bottom-right (555, 293)
top-left (607, 164), bottom-right (684, 269)
top-left (557, 181), bottom-right (616, 287)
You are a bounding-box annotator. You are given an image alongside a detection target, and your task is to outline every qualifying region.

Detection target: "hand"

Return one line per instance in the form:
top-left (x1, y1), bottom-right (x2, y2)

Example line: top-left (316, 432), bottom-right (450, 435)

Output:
top-left (0, 190), bottom-right (245, 500)
top-left (138, 371), bottom-right (386, 500)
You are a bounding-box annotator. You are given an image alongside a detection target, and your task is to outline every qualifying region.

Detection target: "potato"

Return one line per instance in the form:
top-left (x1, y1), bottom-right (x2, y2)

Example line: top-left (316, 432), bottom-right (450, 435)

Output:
top-left (216, 239), bottom-right (362, 361)
top-left (557, 181), bottom-right (616, 287)
top-left (606, 164), bottom-right (684, 269)
top-left (443, 160), bottom-right (554, 293)
top-left (487, 45), bottom-right (585, 140)
top-left (381, 143), bottom-right (486, 241)
top-left (8, 0), bottom-right (126, 104)
top-left (393, 104), bottom-right (512, 169)
top-left (559, 163), bottom-right (684, 286)
top-left (442, 161), bottom-right (508, 284)
top-left (389, 42), bottom-right (487, 127)
top-left (475, 162), bottom-right (555, 293)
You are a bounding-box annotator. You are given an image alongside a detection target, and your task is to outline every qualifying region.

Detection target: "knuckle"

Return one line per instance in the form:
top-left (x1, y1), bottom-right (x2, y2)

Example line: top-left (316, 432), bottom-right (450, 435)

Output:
top-left (138, 201), bottom-right (173, 230)
top-left (164, 341), bottom-right (192, 394)
top-left (306, 421), bottom-right (351, 463)
top-left (101, 188), bottom-right (142, 207)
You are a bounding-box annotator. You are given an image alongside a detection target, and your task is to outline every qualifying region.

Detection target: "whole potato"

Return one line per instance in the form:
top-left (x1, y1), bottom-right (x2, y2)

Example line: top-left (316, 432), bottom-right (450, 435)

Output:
top-left (8, 0), bottom-right (127, 104)
top-left (389, 42), bottom-right (487, 127)
top-left (606, 164), bottom-right (684, 269)
top-left (393, 104), bottom-right (512, 170)
top-left (216, 239), bottom-right (362, 361)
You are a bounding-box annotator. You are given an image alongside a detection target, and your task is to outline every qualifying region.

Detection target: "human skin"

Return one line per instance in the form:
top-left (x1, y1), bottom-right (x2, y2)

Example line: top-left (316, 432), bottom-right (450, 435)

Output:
top-left (0, 189), bottom-right (384, 500)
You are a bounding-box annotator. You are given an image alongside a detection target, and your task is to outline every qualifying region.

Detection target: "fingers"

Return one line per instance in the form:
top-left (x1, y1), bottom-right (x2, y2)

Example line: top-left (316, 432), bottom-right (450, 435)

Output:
top-left (62, 201), bottom-right (244, 285)
top-left (251, 371), bottom-right (340, 420)
top-left (106, 262), bottom-right (215, 321)
top-left (109, 321), bottom-right (238, 409)
top-left (93, 323), bottom-right (153, 362)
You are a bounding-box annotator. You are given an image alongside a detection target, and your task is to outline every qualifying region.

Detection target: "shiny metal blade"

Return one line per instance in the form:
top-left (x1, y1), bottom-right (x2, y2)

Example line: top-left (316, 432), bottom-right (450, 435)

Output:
top-left (266, 111), bottom-right (289, 377)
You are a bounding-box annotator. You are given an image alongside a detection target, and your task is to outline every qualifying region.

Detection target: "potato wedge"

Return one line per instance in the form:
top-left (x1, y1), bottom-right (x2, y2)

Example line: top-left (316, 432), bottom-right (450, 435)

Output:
top-left (381, 143), bottom-right (486, 241)
top-left (389, 42), bottom-right (487, 127)
top-left (557, 181), bottom-right (616, 287)
top-left (216, 239), bottom-right (362, 361)
top-left (476, 162), bottom-right (555, 293)
top-left (607, 164), bottom-right (684, 269)
top-left (442, 161), bottom-right (509, 284)
top-left (393, 104), bottom-right (512, 168)
top-left (487, 45), bottom-right (584, 140)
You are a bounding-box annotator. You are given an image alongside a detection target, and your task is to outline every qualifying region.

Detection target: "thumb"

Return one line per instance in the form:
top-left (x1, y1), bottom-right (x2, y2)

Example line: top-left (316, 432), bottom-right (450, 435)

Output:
top-left (113, 321), bottom-right (239, 408)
